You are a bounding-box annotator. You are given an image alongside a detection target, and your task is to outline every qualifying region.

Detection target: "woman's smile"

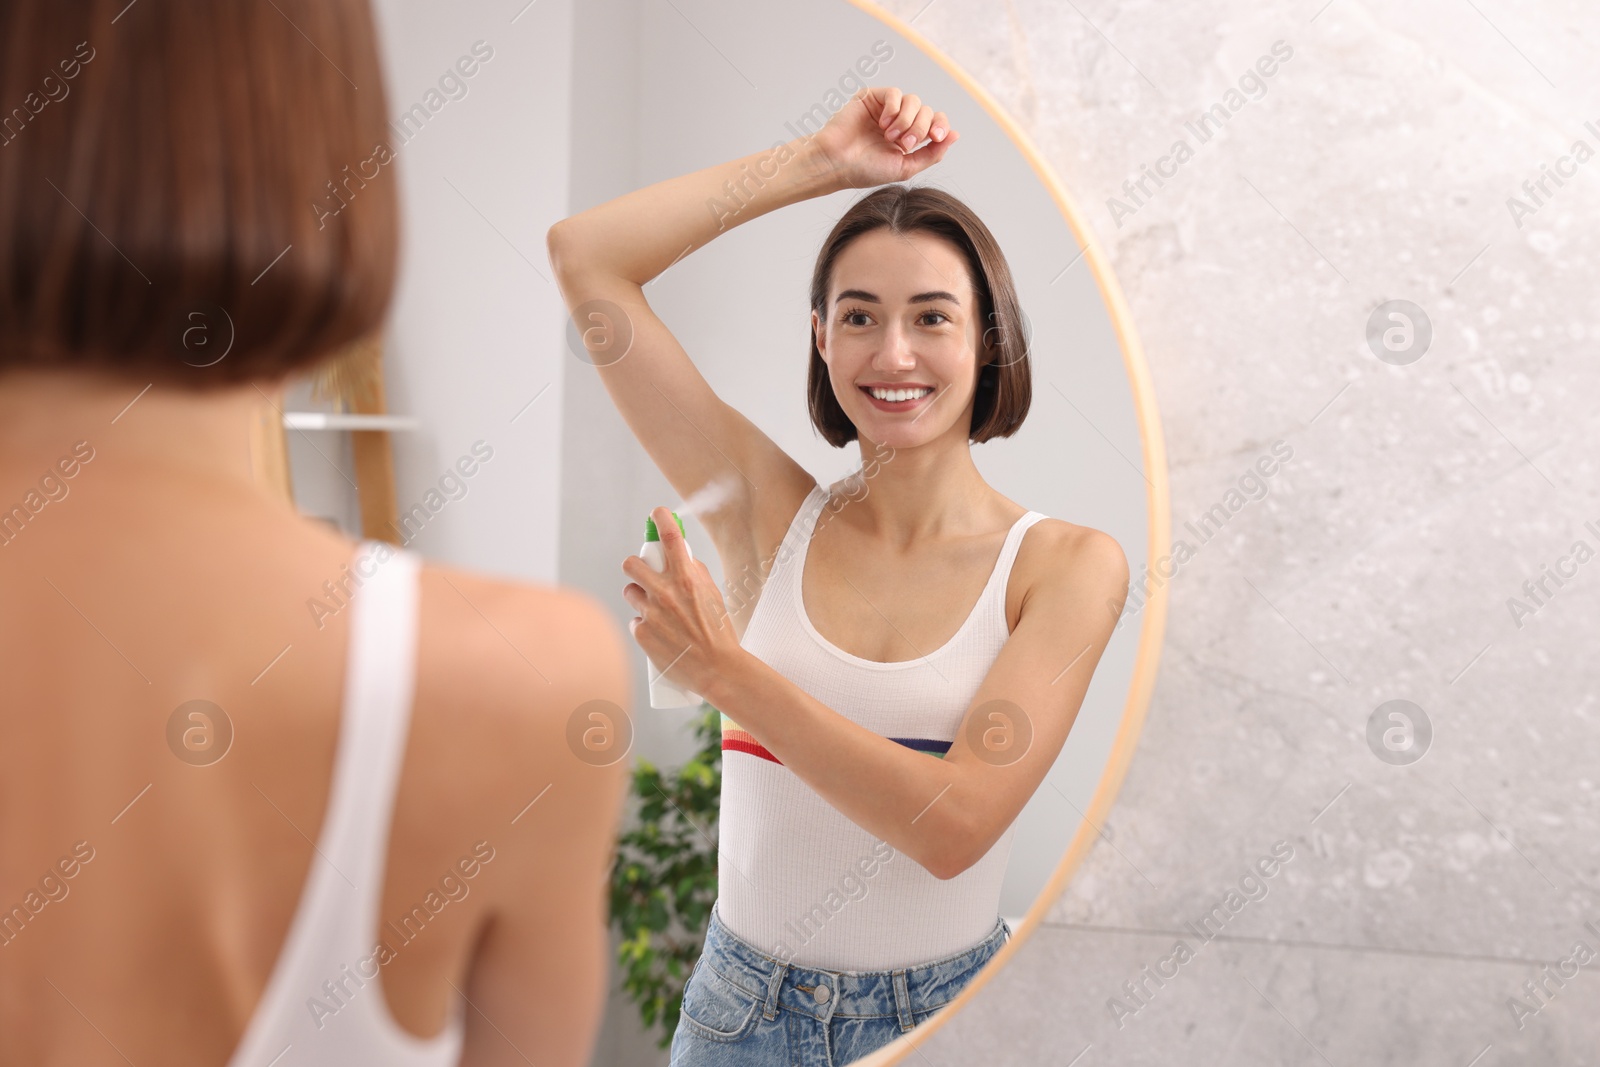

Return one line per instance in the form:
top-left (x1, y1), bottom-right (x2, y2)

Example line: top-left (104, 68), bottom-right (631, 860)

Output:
top-left (859, 383), bottom-right (935, 411)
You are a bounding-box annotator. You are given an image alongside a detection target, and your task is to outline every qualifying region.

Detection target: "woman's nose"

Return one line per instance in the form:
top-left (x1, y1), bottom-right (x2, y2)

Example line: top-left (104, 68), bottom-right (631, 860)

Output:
top-left (874, 324), bottom-right (916, 368)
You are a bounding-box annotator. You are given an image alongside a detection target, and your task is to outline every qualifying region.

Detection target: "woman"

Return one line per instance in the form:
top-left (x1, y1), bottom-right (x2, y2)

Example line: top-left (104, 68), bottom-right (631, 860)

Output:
top-left (548, 85), bottom-right (1129, 1064)
top-left (0, 3), bottom-right (626, 1066)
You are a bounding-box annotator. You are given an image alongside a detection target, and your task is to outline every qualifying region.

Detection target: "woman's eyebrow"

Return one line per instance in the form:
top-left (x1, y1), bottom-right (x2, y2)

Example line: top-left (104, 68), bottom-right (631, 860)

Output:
top-left (835, 288), bottom-right (961, 305)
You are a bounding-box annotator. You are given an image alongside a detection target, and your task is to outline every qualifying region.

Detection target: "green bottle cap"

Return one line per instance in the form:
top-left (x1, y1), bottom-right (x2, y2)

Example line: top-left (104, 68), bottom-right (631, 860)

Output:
top-left (644, 512), bottom-right (685, 541)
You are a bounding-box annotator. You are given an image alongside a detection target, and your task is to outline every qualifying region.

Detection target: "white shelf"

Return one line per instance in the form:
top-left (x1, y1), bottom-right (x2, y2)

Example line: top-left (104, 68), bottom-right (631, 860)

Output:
top-left (282, 412), bottom-right (420, 432)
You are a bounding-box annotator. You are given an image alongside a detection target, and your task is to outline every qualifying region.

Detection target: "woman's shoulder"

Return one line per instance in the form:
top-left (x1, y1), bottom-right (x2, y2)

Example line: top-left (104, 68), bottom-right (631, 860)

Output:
top-left (1012, 513), bottom-right (1129, 598)
top-left (405, 559), bottom-right (631, 811)
top-left (413, 560), bottom-right (629, 731)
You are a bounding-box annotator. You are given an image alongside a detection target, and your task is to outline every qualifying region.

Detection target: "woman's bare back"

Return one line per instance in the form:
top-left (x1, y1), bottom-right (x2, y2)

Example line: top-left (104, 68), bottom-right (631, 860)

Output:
top-left (0, 463), bottom-right (628, 1066)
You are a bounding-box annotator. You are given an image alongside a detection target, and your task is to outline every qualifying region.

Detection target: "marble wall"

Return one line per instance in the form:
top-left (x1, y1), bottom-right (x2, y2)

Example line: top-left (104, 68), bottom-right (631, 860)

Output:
top-left (876, 0), bottom-right (1600, 1063)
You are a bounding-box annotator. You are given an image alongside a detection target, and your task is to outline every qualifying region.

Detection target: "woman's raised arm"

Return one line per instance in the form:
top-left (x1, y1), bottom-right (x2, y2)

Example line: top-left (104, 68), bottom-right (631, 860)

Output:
top-left (545, 87), bottom-right (957, 540)
top-left (544, 135), bottom-right (832, 535)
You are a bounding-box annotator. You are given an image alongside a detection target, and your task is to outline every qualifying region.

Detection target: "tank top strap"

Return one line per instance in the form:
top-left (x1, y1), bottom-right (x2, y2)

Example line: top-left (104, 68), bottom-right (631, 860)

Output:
top-left (225, 539), bottom-right (454, 1067)
top-left (781, 483), bottom-right (830, 552)
top-left (325, 539), bottom-right (424, 901)
top-left (977, 510), bottom-right (1049, 618)
top-left (997, 511), bottom-right (1049, 575)
top-left (767, 482), bottom-right (830, 583)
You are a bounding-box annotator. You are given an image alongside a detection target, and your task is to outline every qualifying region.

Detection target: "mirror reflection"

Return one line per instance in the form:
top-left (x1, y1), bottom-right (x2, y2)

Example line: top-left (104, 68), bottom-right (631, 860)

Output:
top-left (558, 2), bottom-right (1159, 1063)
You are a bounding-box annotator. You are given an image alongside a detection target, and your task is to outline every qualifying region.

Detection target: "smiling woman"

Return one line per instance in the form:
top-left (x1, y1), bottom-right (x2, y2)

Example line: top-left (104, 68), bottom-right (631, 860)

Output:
top-left (550, 80), bottom-right (1131, 1067)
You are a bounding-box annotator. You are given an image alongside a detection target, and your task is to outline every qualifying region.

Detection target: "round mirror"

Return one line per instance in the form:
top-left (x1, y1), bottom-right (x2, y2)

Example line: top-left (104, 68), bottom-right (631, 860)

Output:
top-left (557, 0), bottom-right (1169, 1061)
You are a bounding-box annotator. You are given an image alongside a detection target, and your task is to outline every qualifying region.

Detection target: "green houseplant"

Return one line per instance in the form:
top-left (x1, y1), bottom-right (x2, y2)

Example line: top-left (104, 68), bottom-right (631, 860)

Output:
top-left (608, 701), bottom-right (723, 1047)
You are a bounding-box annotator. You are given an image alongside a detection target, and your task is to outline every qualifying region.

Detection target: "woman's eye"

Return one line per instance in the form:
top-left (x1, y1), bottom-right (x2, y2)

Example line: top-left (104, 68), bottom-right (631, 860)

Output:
top-left (839, 309), bottom-right (947, 327)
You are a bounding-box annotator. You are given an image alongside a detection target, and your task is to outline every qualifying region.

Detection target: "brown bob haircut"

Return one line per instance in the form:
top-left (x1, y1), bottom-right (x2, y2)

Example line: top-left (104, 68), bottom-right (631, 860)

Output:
top-left (0, 0), bottom-right (397, 389)
top-left (807, 184), bottom-right (1031, 448)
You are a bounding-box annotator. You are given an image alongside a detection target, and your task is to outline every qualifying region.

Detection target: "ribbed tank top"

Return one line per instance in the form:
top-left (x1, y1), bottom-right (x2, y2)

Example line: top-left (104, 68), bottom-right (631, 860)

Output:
top-left (226, 541), bottom-right (465, 1067)
top-left (718, 483), bottom-right (1048, 971)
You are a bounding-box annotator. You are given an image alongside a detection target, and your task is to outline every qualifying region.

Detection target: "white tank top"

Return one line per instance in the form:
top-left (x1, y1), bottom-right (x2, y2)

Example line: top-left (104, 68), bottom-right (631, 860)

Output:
top-left (226, 541), bottom-right (465, 1067)
top-left (718, 483), bottom-right (1047, 971)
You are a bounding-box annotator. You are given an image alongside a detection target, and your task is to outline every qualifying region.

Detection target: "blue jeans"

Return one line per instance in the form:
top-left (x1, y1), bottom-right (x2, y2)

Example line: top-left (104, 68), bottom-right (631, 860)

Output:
top-left (668, 903), bottom-right (1011, 1066)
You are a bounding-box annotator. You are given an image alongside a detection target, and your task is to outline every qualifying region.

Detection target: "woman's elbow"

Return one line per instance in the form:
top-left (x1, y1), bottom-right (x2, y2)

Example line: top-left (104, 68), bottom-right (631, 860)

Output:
top-left (925, 830), bottom-right (980, 881)
top-left (545, 219), bottom-right (581, 280)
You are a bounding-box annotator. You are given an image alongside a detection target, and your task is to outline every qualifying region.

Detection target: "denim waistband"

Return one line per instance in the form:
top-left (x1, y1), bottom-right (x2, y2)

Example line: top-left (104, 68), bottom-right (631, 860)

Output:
top-left (696, 902), bottom-right (1010, 1027)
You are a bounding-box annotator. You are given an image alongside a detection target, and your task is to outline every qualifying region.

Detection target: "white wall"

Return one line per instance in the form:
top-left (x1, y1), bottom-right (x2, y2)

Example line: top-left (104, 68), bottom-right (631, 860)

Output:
top-left (293, 0), bottom-right (577, 581)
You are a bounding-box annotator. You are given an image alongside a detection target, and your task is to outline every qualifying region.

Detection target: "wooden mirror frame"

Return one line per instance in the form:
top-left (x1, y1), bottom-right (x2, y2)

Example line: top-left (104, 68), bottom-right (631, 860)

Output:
top-left (247, 335), bottom-right (404, 546)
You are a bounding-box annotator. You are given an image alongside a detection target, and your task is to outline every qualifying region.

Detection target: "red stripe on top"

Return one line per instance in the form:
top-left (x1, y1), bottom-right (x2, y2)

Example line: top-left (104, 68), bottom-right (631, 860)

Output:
top-left (722, 736), bottom-right (781, 764)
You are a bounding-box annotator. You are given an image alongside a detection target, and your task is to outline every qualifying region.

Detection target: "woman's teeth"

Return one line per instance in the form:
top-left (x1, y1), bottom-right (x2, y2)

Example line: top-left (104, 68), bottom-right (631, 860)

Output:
top-left (867, 387), bottom-right (932, 402)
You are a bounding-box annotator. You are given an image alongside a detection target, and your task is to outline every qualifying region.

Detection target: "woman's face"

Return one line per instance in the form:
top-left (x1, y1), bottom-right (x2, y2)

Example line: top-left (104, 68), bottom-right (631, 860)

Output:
top-left (813, 228), bottom-right (985, 450)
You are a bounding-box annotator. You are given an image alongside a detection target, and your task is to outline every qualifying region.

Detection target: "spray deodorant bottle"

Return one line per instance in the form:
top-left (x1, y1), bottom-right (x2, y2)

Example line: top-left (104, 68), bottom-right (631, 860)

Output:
top-left (640, 512), bottom-right (702, 709)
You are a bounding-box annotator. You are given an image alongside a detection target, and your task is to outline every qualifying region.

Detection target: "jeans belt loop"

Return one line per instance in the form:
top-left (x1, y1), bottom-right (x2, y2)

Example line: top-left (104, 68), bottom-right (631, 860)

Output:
top-left (892, 969), bottom-right (915, 1033)
top-left (763, 958), bottom-right (788, 1021)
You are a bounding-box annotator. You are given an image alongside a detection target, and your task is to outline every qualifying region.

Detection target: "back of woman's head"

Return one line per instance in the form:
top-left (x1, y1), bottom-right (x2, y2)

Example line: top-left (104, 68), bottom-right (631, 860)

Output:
top-left (0, 0), bottom-right (397, 389)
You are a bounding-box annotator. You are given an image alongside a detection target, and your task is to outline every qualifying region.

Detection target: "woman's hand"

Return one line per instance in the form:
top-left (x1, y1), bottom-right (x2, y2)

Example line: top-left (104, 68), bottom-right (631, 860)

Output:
top-left (621, 506), bottom-right (745, 701)
top-left (812, 85), bottom-right (959, 189)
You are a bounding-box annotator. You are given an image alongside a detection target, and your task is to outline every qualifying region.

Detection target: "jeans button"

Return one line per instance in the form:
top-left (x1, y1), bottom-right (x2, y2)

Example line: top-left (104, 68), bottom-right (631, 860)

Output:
top-left (814, 983), bottom-right (831, 1004)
